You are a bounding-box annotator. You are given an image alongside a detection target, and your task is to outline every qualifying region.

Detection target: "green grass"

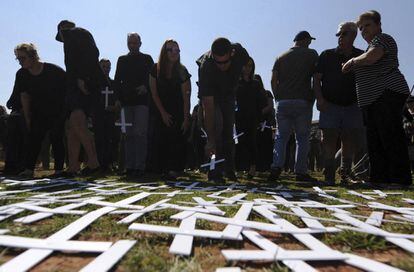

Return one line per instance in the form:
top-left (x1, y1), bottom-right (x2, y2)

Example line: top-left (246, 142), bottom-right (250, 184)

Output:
top-left (1, 170), bottom-right (414, 271)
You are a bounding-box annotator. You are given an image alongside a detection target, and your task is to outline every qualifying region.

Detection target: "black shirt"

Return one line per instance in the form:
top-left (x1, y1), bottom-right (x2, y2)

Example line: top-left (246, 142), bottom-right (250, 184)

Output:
top-left (150, 64), bottom-right (191, 122)
top-left (114, 52), bottom-right (154, 106)
top-left (197, 43), bottom-right (249, 100)
top-left (236, 79), bottom-right (267, 127)
top-left (316, 47), bottom-right (364, 106)
top-left (61, 27), bottom-right (106, 92)
top-left (15, 63), bottom-right (66, 116)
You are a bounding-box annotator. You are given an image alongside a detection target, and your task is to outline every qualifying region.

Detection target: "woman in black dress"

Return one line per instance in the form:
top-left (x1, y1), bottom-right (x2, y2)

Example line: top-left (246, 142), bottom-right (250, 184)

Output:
top-left (150, 39), bottom-right (191, 180)
top-left (235, 57), bottom-right (267, 178)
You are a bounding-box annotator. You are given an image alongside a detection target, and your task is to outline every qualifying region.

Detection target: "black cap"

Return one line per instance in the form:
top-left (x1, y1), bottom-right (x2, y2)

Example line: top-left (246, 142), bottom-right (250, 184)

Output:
top-left (55, 20), bottom-right (75, 42)
top-left (293, 31), bottom-right (316, 42)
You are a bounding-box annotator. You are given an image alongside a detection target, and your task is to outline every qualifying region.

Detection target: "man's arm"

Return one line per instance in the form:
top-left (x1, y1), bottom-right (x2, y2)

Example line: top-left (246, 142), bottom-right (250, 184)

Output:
top-left (271, 71), bottom-right (279, 97)
top-left (20, 92), bottom-right (31, 130)
top-left (201, 96), bottom-right (215, 155)
top-left (313, 73), bottom-right (327, 111)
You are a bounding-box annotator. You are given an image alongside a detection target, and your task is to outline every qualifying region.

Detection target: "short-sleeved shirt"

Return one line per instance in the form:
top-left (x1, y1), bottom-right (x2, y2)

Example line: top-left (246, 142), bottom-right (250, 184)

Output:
top-left (354, 33), bottom-right (409, 107)
top-left (150, 63), bottom-right (191, 121)
top-left (114, 52), bottom-right (154, 106)
top-left (197, 43), bottom-right (249, 101)
top-left (316, 47), bottom-right (364, 106)
top-left (272, 47), bottom-right (318, 101)
top-left (15, 63), bottom-right (66, 116)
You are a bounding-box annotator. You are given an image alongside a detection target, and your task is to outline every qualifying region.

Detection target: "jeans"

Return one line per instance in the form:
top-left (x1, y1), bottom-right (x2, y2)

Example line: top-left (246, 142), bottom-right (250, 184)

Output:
top-left (271, 99), bottom-right (313, 174)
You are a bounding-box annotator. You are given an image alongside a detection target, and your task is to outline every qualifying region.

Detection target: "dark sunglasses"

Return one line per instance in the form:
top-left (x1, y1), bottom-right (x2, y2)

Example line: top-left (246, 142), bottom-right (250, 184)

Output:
top-left (214, 57), bottom-right (231, 65)
top-left (15, 56), bottom-right (28, 62)
top-left (336, 31), bottom-right (349, 37)
top-left (166, 48), bottom-right (180, 53)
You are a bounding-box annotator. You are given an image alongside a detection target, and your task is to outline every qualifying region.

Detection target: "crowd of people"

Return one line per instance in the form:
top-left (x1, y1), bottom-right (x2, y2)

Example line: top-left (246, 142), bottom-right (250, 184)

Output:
top-left (1, 10), bottom-right (413, 187)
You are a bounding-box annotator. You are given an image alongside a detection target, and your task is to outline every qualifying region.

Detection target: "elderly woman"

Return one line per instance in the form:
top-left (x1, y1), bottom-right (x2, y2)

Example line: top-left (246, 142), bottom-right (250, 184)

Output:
top-left (342, 10), bottom-right (411, 186)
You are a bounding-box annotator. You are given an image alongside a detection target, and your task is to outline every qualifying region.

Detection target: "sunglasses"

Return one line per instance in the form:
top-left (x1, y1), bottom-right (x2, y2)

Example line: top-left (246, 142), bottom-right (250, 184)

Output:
top-left (166, 48), bottom-right (180, 53)
top-left (336, 31), bottom-right (349, 37)
top-left (214, 57), bottom-right (231, 65)
top-left (15, 56), bottom-right (28, 62)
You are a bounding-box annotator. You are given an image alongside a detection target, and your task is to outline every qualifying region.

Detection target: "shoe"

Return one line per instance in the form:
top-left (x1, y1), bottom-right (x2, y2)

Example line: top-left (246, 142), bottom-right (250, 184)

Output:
top-left (18, 169), bottom-right (34, 178)
top-left (80, 166), bottom-right (101, 176)
top-left (295, 173), bottom-right (318, 183)
top-left (225, 171), bottom-right (238, 181)
top-left (133, 169), bottom-right (145, 178)
top-left (162, 171), bottom-right (178, 181)
top-left (267, 167), bottom-right (281, 182)
top-left (123, 169), bottom-right (135, 177)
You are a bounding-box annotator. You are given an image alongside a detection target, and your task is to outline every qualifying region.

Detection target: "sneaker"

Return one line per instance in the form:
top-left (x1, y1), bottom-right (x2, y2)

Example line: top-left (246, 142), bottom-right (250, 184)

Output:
top-left (133, 169), bottom-right (145, 178)
top-left (295, 173), bottom-right (318, 183)
top-left (267, 167), bottom-right (281, 182)
top-left (80, 166), bottom-right (101, 176)
top-left (18, 169), bottom-right (34, 178)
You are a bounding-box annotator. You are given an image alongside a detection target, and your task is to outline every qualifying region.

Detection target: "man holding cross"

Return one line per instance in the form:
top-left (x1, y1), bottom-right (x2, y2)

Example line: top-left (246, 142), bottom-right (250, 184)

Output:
top-left (197, 37), bottom-right (250, 182)
top-left (92, 58), bottom-right (121, 172)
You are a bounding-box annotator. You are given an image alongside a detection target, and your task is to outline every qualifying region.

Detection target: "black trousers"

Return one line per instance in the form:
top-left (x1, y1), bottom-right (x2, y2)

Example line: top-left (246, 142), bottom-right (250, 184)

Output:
top-left (362, 90), bottom-right (411, 184)
top-left (209, 98), bottom-right (235, 176)
top-left (4, 112), bottom-right (27, 173)
top-left (156, 118), bottom-right (187, 172)
top-left (25, 114), bottom-right (65, 171)
top-left (92, 108), bottom-right (116, 168)
top-left (235, 124), bottom-right (258, 170)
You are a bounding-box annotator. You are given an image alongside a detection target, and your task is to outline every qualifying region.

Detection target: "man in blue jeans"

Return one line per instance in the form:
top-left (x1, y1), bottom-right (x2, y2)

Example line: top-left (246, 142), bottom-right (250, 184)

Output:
top-left (268, 31), bottom-right (318, 182)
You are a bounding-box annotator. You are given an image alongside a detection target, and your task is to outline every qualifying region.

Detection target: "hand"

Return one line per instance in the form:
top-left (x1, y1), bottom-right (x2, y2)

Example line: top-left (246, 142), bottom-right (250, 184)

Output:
top-left (316, 97), bottom-right (328, 112)
top-left (205, 140), bottom-right (216, 156)
top-left (161, 111), bottom-right (173, 127)
top-left (77, 79), bottom-right (89, 95)
top-left (181, 118), bottom-right (190, 134)
top-left (136, 85), bottom-right (148, 95)
top-left (342, 58), bottom-right (354, 74)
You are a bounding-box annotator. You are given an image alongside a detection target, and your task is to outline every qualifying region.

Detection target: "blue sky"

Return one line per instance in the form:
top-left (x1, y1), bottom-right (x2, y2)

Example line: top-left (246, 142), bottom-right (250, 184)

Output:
top-left (0, 0), bottom-right (413, 120)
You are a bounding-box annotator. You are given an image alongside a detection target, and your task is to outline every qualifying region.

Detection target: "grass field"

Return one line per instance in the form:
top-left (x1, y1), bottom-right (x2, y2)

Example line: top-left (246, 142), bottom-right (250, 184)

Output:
top-left (1, 170), bottom-right (414, 272)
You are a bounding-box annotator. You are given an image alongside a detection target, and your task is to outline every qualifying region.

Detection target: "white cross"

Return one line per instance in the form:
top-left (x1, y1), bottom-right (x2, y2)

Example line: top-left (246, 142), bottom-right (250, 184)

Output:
top-left (115, 108), bottom-right (132, 134)
top-left (258, 121), bottom-right (272, 132)
top-left (233, 125), bottom-right (244, 144)
top-left (200, 154), bottom-right (225, 171)
top-left (101, 87), bottom-right (114, 108)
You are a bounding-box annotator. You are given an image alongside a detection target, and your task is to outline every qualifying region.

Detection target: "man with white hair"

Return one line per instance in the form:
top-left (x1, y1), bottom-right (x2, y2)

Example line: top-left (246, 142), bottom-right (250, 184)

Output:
top-left (114, 33), bottom-right (154, 177)
top-left (314, 22), bottom-right (364, 184)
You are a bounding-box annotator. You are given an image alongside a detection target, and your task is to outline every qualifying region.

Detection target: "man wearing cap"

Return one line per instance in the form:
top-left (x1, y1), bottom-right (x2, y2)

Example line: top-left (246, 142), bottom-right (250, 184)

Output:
top-left (56, 20), bottom-right (107, 176)
top-left (268, 31), bottom-right (318, 182)
top-left (314, 22), bottom-right (364, 185)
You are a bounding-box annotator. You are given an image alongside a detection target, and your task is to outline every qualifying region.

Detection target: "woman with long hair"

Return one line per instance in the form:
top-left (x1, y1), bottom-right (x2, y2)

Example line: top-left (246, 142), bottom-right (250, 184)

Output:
top-left (235, 57), bottom-right (267, 178)
top-left (149, 39), bottom-right (191, 180)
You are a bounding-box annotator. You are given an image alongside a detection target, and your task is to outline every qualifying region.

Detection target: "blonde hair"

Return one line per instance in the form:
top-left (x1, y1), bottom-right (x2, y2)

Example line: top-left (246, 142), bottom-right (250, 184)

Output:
top-left (14, 43), bottom-right (40, 61)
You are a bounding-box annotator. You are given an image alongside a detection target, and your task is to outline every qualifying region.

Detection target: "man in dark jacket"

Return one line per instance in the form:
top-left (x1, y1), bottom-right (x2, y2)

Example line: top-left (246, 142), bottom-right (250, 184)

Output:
top-left (56, 20), bottom-right (106, 176)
